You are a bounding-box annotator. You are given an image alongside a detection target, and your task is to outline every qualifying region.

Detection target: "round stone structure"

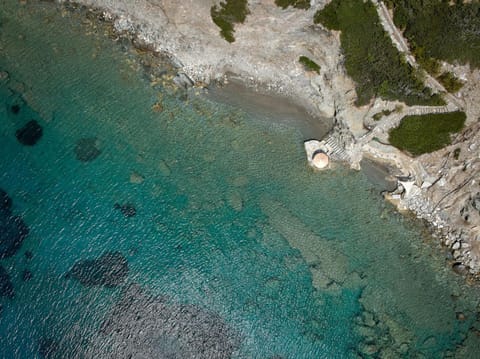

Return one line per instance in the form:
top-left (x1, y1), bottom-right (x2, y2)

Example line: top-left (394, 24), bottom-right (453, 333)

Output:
top-left (311, 150), bottom-right (329, 169)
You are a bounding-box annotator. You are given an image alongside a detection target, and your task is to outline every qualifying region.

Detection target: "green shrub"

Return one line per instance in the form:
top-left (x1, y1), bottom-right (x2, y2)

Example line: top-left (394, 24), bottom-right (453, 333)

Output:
top-left (211, 0), bottom-right (250, 43)
top-left (314, 0), bottom-right (442, 107)
top-left (437, 72), bottom-right (464, 94)
top-left (388, 111), bottom-right (466, 156)
top-left (453, 148), bottom-right (461, 160)
top-left (411, 44), bottom-right (441, 76)
top-left (275, 0), bottom-right (310, 10)
top-left (299, 56), bottom-right (320, 73)
top-left (373, 109), bottom-right (393, 121)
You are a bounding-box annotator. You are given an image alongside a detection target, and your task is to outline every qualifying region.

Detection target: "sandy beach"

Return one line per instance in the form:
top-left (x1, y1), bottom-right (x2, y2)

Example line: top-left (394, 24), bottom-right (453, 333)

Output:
top-left (205, 76), bottom-right (334, 140)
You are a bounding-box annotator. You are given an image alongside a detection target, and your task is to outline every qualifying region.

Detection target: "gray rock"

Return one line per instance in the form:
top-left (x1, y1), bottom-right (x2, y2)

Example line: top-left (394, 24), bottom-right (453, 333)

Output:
top-left (471, 192), bottom-right (480, 212)
top-left (173, 72), bottom-right (194, 89)
top-left (452, 262), bottom-right (468, 275)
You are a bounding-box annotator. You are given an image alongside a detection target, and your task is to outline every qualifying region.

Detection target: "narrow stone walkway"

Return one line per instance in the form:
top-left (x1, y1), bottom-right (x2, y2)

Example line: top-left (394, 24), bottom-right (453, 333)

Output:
top-left (372, 0), bottom-right (464, 110)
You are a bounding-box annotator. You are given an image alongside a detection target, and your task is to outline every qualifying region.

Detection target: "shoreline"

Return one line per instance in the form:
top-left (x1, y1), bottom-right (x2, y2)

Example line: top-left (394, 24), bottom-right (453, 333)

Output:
top-left (61, 0), bottom-right (480, 280)
top-left (204, 76), bottom-right (334, 140)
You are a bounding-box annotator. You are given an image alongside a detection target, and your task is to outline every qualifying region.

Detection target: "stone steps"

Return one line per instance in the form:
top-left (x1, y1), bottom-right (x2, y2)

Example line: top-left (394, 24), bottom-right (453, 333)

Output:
top-left (323, 136), bottom-right (350, 162)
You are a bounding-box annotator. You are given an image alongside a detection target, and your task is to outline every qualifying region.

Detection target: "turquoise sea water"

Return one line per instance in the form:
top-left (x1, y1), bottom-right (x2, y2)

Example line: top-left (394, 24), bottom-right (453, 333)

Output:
top-left (1, 1), bottom-right (480, 358)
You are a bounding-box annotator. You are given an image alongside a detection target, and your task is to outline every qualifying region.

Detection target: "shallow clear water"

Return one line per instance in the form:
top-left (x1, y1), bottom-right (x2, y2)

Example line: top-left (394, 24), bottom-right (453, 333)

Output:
top-left (1, 1), bottom-right (480, 358)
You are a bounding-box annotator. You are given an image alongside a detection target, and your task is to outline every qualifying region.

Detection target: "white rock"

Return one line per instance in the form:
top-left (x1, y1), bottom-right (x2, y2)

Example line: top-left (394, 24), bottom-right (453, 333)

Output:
top-left (421, 180), bottom-right (433, 189)
top-left (114, 16), bottom-right (134, 33)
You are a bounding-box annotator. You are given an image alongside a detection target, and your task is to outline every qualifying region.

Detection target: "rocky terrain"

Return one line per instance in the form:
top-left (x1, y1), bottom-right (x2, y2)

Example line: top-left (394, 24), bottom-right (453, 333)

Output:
top-left (63, 0), bottom-right (480, 277)
top-left (64, 0), bottom-right (356, 118)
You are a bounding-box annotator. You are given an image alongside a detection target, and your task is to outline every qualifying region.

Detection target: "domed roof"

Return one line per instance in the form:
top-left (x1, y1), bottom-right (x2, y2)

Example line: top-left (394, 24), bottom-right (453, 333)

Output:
top-left (312, 150), bottom-right (329, 169)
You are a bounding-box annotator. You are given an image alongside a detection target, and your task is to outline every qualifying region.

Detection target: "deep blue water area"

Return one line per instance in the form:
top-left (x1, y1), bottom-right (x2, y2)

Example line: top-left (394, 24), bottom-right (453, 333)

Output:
top-left (1, 1), bottom-right (480, 358)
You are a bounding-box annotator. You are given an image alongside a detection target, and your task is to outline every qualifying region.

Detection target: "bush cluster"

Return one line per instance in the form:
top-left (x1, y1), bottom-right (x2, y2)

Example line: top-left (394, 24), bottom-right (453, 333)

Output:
top-left (211, 0), bottom-right (250, 43)
top-left (388, 111), bottom-right (466, 156)
top-left (275, 0), bottom-right (310, 10)
top-left (299, 56), bottom-right (320, 73)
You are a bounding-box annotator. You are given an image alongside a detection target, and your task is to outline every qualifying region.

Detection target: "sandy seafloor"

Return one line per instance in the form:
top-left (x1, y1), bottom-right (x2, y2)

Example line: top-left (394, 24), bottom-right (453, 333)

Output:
top-left (0, 1), bottom-right (480, 358)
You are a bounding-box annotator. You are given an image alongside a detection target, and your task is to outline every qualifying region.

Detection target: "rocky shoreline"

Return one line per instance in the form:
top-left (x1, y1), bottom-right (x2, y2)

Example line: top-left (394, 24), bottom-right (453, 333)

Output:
top-left (59, 0), bottom-right (480, 280)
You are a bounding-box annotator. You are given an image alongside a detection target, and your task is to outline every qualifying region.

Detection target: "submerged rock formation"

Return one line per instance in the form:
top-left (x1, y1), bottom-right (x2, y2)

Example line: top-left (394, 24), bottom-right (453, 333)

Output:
top-left (15, 120), bottom-right (43, 146)
top-left (66, 251), bottom-right (128, 288)
top-left (0, 265), bottom-right (14, 298)
top-left (38, 337), bottom-right (59, 359)
top-left (22, 269), bottom-right (33, 282)
top-left (10, 104), bottom-right (20, 115)
top-left (83, 284), bottom-right (240, 358)
top-left (114, 203), bottom-right (136, 217)
top-left (74, 137), bottom-right (101, 162)
top-left (0, 189), bottom-right (12, 212)
top-left (0, 189), bottom-right (29, 259)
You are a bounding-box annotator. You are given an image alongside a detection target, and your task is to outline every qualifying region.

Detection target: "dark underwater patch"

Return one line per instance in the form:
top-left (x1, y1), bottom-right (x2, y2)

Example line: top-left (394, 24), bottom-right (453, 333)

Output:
top-left (0, 265), bottom-right (14, 298)
top-left (74, 137), bottom-right (101, 162)
top-left (114, 203), bottom-right (136, 217)
top-left (82, 284), bottom-right (241, 358)
top-left (38, 337), bottom-right (59, 359)
top-left (22, 269), bottom-right (33, 281)
top-left (0, 189), bottom-right (12, 212)
top-left (10, 104), bottom-right (20, 114)
top-left (66, 251), bottom-right (128, 288)
top-left (0, 189), bottom-right (29, 259)
top-left (16, 120), bottom-right (43, 146)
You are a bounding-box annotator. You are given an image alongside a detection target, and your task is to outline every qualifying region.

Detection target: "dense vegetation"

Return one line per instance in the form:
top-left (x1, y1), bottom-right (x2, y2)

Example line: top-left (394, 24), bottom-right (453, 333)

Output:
top-left (314, 0), bottom-right (443, 106)
top-left (388, 111), bottom-right (466, 156)
top-left (275, 0), bottom-right (310, 9)
top-left (437, 71), bottom-right (464, 94)
top-left (299, 56), bottom-right (320, 73)
top-left (409, 44), bottom-right (463, 93)
top-left (211, 0), bottom-right (250, 43)
top-left (387, 0), bottom-right (480, 69)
